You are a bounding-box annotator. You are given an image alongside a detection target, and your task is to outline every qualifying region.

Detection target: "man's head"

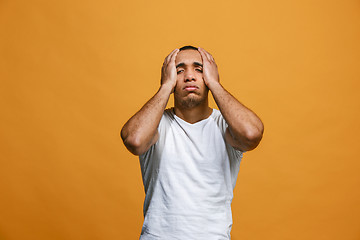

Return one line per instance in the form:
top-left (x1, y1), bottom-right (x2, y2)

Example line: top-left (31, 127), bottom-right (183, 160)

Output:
top-left (174, 45), bottom-right (208, 109)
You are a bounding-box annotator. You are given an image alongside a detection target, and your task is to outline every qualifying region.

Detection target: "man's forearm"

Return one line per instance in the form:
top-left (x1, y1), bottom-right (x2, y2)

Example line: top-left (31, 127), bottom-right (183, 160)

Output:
top-left (208, 82), bottom-right (264, 151)
top-left (121, 49), bottom-right (179, 155)
top-left (121, 84), bottom-right (173, 155)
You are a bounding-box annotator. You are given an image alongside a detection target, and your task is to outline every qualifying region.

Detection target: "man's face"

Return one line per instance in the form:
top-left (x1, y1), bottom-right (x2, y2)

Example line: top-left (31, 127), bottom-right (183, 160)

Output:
top-left (174, 49), bottom-right (208, 108)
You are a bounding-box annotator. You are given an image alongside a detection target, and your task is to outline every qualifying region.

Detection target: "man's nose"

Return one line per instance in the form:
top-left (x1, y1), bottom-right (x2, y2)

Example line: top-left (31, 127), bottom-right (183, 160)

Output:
top-left (184, 70), bottom-right (196, 82)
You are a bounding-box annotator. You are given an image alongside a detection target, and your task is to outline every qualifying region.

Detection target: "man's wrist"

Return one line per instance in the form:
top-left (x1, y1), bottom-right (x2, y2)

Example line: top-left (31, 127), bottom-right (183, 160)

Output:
top-left (206, 80), bottom-right (222, 92)
top-left (160, 82), bottom-right (175, 94)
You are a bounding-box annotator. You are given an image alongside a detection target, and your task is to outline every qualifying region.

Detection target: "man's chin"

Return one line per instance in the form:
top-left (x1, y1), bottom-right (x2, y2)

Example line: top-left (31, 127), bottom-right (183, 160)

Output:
top-left (179, 96), bottom-right (204, 108)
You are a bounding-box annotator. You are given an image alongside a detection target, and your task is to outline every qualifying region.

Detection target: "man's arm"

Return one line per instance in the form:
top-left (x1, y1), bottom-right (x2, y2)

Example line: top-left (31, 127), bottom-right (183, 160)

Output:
top-left (198, 47), bottom-right (264, 152)
top-left (120, 49), bottom-right (179, 155)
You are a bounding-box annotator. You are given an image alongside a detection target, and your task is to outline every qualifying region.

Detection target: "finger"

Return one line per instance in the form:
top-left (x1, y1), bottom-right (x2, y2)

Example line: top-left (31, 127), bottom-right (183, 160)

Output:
top-left (164, 49), bottom-right (178, 71)
top-left (204, 50), bottom-right (214, 63)
top-left (209, 54), bottom-right (215, 61)
top-left (165, 49), bottom-right (178, 63)
top-left (163, 51), bottom-right (176, 69)
top-left (200, 47), bottom-right (215, 63)
top-left (164, 52), bottom-right (172, 64)
top-left (198, 47), bottom-right (209, 63)
top-left (169, 49), bottom-right (179, 63)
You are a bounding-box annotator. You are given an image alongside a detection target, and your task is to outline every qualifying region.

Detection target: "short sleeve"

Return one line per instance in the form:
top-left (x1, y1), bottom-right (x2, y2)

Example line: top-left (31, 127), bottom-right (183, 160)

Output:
top-left (211, 109), bottom-right (244, 189)
top-left (139, 109), bottom-right (175, 191)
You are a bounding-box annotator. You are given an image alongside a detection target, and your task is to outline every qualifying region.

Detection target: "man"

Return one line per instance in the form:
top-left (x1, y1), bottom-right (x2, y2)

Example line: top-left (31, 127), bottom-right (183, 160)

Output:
top-left (121, 46), bottom-right (264, 239)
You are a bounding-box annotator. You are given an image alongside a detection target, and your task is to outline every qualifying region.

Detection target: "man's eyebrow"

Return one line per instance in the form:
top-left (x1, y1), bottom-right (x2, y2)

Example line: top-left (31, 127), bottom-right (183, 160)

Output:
top-left (193, 62), bottom-right (203, 67)
top-left (176, 63), bottom-right (185, 68)
top-left (176, 62), bottom-right (203, 68)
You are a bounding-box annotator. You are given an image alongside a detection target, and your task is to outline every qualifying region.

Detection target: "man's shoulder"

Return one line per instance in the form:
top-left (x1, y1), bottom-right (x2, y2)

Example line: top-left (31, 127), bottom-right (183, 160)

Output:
top-left (209, 108), bottom-right (228, 132)
top-left (209, 108), bottom-right (224, 122)
top-left (164, 108), bottom-right (174, 115)
top-left (157, 108), bottom-right (175, 128)
top-left (163, 108), bottom-right (175, 120)
top-left (211, 108), bottom-right (221, 117)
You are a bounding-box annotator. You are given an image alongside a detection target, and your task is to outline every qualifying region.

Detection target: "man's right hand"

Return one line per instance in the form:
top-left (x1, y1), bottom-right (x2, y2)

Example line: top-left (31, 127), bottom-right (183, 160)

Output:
top-left (161, 49), bottom-right (179, 92)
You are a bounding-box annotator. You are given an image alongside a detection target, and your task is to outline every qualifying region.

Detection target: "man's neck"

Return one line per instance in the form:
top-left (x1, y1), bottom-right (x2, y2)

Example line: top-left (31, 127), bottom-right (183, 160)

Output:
top-left (173, 100), bottom-right (213, 124)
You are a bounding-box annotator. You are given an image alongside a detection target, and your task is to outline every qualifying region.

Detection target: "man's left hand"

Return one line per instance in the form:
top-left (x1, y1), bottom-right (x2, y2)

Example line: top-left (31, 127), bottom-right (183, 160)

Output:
top-left (198, 47), bottom-right (220, 87)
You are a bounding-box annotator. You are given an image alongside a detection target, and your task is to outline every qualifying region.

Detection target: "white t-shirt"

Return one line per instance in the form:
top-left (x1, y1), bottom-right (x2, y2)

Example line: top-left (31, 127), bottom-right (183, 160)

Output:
top-left (139, 108), bottom-right (243, 240)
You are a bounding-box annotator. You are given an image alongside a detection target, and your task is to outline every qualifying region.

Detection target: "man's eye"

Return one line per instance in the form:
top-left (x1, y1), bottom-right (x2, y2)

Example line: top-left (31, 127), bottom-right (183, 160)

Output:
top-left (196, 69), bottom-right (203, 73)
top-left (177, 70), bottom-right (184, 74)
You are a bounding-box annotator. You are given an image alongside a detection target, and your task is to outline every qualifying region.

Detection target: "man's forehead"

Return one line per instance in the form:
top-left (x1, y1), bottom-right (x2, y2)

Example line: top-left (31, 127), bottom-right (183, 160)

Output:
top-left (175, 49), bottom-right (202, 64)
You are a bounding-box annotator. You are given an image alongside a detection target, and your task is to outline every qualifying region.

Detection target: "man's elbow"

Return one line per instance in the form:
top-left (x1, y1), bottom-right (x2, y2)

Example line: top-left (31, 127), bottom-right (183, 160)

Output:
top-left (122, 136), bottom-right (145, 156)
top-left (241, 126), bottom-right (264, 151)
top-left (120, 129), bottom-right (144, 156)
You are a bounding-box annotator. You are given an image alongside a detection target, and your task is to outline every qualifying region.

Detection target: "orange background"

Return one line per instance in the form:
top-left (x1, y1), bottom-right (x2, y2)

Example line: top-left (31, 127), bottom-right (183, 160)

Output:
top-left (1, 0), bottom-right (359, 239)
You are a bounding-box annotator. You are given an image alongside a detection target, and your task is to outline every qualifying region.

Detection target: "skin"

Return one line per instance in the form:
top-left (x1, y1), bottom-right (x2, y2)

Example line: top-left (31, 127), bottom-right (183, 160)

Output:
top-left (173, 49), bottom-right (212, 123)
top-left (121, 47), bottom-right (264, 155)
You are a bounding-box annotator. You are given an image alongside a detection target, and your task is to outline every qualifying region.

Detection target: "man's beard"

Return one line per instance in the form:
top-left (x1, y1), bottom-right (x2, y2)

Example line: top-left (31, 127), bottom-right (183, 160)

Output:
top-left (177, 93), bottom-right (205, 109)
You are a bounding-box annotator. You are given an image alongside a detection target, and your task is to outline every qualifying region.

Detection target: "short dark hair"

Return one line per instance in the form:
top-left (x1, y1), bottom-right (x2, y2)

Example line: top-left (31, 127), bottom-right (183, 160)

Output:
top-left (179, 45), bottom-right (198, 51)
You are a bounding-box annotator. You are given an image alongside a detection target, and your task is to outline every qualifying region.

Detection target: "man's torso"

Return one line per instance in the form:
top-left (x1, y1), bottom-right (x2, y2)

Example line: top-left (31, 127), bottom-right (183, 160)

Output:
top-left (139, 108), bottom-right (243, 240)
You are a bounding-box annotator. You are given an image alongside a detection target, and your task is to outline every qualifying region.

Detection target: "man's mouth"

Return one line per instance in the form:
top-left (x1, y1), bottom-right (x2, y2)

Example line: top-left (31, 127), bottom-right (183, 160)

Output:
top-left (183, 85), bottom-right (199, 91)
